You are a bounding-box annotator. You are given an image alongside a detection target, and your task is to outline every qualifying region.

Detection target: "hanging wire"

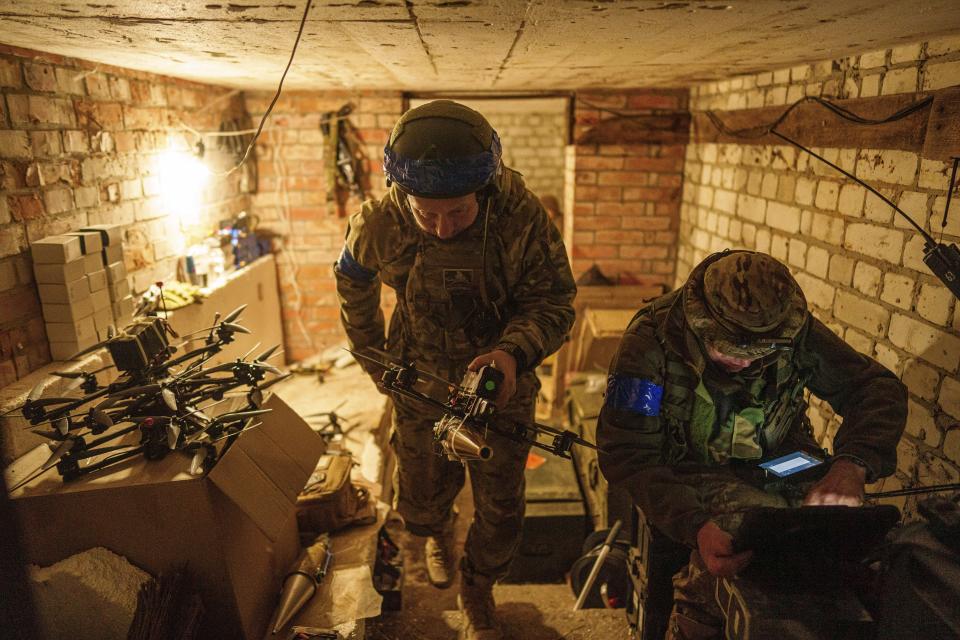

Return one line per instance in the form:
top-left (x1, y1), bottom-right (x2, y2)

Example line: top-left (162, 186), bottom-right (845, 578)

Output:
top-left (703, 94), bottom-right (938, 245)
top-left (214, 0), bottom-right (313, 178)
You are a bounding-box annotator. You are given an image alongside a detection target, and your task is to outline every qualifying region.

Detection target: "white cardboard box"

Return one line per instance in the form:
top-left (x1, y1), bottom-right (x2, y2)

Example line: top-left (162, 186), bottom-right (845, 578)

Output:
top-left (86, 269), bottom-right (107, 292)
top-left (83, 253), bottom-right (102, 273)
top-left (80, 224), bottom-right (122, 247)
top-left (42, 298), bottom-right (95, 325)
top-left (31, 235), bottom-right (83, 264)
top-left (90, 288), bottom-right (111, 311)
top-left (45, 316), bottom-right (97, 344)
top-left (107, 279), bottom-right (130, 301)
top-left (105, 261), bottom-right (127, 284)
top-left (66, 231), bottom-right (103, 255)
top-left (38, 279), bottom-right (91, 305)
top-left (48, 333), bottom-right (97, 360)
top-left (103, 244), bottom-right (123, 265)
top-left (93, 308), bottom-right (114, 339)
top-left (34, 259), bottom-right (86, 285)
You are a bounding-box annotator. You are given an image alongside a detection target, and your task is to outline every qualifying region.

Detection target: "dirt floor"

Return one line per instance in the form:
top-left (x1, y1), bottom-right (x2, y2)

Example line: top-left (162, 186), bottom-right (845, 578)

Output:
top-left (366, 486), bottom-right (633, 640)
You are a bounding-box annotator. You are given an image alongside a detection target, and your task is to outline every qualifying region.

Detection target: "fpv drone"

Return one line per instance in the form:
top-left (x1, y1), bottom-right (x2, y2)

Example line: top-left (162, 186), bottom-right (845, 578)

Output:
top-left (348, 348), bottom-right (597, 463)
top-left (6, 302), bottom-right (288, 490)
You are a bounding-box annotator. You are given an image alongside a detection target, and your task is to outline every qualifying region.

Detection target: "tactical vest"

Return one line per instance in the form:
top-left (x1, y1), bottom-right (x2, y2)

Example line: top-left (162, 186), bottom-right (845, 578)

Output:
top-left (640, 291), bottom-right (815, 465)
top-left (389, 195), bottom-right (510, 372)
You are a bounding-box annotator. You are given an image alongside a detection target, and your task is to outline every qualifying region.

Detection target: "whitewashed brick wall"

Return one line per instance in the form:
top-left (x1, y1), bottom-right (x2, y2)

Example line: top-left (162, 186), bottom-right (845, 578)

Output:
top-left (680, 35), bottom-right (960, 516)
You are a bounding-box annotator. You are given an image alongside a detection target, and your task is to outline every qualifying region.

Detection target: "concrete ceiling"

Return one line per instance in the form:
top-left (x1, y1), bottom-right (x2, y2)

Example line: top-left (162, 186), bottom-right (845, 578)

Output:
top-left (1, 1), bottom-right (959, 92)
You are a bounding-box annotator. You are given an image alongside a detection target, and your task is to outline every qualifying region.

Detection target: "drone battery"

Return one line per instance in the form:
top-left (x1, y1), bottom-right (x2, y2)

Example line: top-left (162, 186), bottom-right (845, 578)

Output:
top-left (108, 334), bottom-right (150, 372)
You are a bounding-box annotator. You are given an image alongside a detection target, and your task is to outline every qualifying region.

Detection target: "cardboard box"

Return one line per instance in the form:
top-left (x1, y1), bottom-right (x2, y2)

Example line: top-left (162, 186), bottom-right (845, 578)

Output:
top-left (80, 224), bottom-right (123, 247)
top-left (31, 235), bottom-right (82, 264)
top-left (48, 336), bottom-right (96, 361)
top-left (42, 298), bottom-right (95, 325)
top-left (93, 308), bottom-right (114, 339)
top-left (66, 231), bottom-right (103, 255)
top-left (90, 288), bottom-right (111, 311)
top-left (108, 278), bottom-right (131, 301)
top-left (573, 308), bottom-right (638, 372)
top-left (84, 252), bottom-right (102, 273)
top-left (33, 259), bottom-right (86, 285)
top-left (87, 269), bottom-right (108, 292)
top-left (45, 316), bottom-right (97, 345)
top-left (5, 394), bottom-right (325, 640)
top-left (112, 296), bottom-right (135, 328)
top-left (103, 244), bottom-right (123, 265)
top-left (38, 278), bottom-right (91, 305)
top-left (105, 261), bottom-right (127, 284)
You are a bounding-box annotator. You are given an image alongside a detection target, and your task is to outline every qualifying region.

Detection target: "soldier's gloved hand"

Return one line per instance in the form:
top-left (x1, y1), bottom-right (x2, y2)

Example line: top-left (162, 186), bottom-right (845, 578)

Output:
top-left (467, 349), bottom-right (517, 410)
top-left (696, 520), bottom-right (753, 577)
top-left (802, 458), bottom-right (866, 506)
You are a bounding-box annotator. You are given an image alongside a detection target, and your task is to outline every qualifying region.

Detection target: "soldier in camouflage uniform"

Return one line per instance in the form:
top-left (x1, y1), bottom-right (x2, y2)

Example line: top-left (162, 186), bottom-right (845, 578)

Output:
top-left (597, 250), bottom-right (907, 639)
top-left (335, 100), bottom-right (576, 640)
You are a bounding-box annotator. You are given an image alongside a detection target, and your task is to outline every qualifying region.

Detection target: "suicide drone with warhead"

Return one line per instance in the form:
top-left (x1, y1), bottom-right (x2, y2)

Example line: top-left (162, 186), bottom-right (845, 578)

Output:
top-left (349, 348), bottom-right (596, 462)
top-left (6, 299), bottom-right (289, 491)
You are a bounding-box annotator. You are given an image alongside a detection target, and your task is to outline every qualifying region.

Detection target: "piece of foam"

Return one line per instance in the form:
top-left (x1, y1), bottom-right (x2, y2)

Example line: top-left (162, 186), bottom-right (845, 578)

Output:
top-left (29, 546), bottom-right (152, 640)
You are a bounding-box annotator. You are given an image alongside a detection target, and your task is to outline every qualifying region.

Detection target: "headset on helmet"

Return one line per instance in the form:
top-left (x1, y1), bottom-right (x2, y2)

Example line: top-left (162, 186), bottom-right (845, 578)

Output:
top-left (382, 100), bottom-right (502, 199)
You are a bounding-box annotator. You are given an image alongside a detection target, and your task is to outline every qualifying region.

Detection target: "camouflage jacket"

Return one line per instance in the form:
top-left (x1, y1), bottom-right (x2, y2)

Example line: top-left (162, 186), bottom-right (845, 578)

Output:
top-left (597, 285), bottom-right (907, 547)
top-left (334, 167), bottom-right (576, 378)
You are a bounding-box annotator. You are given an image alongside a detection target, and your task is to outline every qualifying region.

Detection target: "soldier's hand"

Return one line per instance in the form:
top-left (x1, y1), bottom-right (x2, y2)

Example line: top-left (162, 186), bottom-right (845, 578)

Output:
top-left (803, 458), bottom-right (866, 506)
top-left (696, 520), bottom-right (752, 577)
top-left (468, 349), bottom-right (517, 409)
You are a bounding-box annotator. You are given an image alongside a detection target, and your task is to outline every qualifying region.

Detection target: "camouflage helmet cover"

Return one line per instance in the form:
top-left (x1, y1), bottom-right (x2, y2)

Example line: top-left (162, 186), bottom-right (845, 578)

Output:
top-left (683, 251), bottom-right (809, 358)
top-left (382, 100), bottom-right (502, 199)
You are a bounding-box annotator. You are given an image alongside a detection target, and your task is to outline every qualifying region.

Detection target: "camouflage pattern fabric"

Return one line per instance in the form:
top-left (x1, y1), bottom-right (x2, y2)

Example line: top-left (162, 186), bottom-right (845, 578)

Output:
top-left (391, 373), bottom-right (539, 579)
top-left (335, 166), bottom-right (576, 579)
top-left (684, 251), bottom-right (808, 359)
top-left (597, 251), bottom-right (907, 548)
top-left (335, 166), bottom-right (576, 380)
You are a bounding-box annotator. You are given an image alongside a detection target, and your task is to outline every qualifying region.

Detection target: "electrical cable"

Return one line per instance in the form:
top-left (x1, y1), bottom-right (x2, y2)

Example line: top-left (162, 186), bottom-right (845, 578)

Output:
top-left (703, 94), bottom-right (960, 299)
top-left (214, 0), bottom-right (313, 178)
top-left (703, 95), bottom-right (938, 244)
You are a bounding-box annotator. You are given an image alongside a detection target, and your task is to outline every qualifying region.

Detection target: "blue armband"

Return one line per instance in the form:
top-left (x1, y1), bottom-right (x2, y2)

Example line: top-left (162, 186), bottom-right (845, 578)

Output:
top-left (605, 375), bottom-right (663, 417)
top-left (335, 246), bottom-right (377, 283)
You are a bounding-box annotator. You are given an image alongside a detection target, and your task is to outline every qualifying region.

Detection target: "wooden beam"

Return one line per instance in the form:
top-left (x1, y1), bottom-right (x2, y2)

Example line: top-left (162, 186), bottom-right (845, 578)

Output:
top-left (691, 93), bottom-right (933, 153)
top-left (922, 86), bottom-right (960, 162)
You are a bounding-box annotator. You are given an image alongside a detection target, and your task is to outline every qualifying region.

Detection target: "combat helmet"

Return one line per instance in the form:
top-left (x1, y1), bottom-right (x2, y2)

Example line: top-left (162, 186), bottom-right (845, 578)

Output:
top-left (683, 250), bottom-right (809, 359)
top-left (382, 100), bottom-right (502, 198)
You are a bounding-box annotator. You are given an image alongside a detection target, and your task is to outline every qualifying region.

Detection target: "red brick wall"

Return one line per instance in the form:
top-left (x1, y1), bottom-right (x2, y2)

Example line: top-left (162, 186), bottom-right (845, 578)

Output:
top-left (244, 91), bottom-right (404, 361)
top-left (0, 45), bottom-right (252, 384)
top-left (565, 90), bottom-right (688, 289)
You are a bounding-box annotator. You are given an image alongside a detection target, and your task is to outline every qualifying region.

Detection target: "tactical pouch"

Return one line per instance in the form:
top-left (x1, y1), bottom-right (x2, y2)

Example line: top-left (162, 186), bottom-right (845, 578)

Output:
top-left (296, 452), bottom-right (376, 535)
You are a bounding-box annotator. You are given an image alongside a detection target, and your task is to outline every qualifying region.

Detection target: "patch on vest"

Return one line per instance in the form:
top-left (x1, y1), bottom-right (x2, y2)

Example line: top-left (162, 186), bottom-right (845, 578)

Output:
top-left (443, 268), bottom-right (476, 295)
top-left (605, 375), bottom-right (663, 417)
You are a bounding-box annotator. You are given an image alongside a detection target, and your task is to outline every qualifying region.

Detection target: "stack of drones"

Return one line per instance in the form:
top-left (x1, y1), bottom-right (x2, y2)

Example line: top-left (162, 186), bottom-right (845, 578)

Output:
top-left (7, 304), bottom-right (288, 490)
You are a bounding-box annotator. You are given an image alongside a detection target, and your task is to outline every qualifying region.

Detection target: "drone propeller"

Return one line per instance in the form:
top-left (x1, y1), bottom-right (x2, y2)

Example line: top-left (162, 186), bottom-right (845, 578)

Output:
top-left (346, 348), bottom-right (456, 389)
top-left (89, 408), bottom-right (114, 430)
top-left (166, 423), bottom-right (181, 450)
top-left (223, 304), bottom-right (247, 324)
top-left (255, 344), bottom-right (282, 362)
top-left (53, 416), bottom-right (70, 436)
top-left (219, 322), bottom-right (251, 335)
top-left (161, 387), bottom-right (178, 411)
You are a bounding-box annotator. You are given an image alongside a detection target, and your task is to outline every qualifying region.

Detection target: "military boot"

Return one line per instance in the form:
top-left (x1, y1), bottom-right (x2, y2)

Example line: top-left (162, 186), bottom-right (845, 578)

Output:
top-left (457, 572), bottom-right (502, 640)
top-left (424, 513), bottom-right (457, 588)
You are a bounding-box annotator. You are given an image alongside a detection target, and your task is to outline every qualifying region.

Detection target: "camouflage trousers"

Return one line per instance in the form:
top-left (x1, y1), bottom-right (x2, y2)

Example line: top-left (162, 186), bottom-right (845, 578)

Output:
top-left (390, 371), bottom-right (537, 580)
top-left (665, 470), bottom-right (807, 640)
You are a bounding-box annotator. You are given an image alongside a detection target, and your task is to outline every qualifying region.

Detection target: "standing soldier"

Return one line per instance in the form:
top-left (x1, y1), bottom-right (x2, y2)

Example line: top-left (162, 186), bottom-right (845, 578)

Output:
top-left (335, 100), bottom-right (576, 639)
top-left (597, 250), bottom-right (907, 639)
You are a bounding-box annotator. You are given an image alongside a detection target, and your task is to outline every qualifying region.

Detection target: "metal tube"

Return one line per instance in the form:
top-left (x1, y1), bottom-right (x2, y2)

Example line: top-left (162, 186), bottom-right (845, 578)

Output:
top-left (573, 519), bottom-right (623, 611)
